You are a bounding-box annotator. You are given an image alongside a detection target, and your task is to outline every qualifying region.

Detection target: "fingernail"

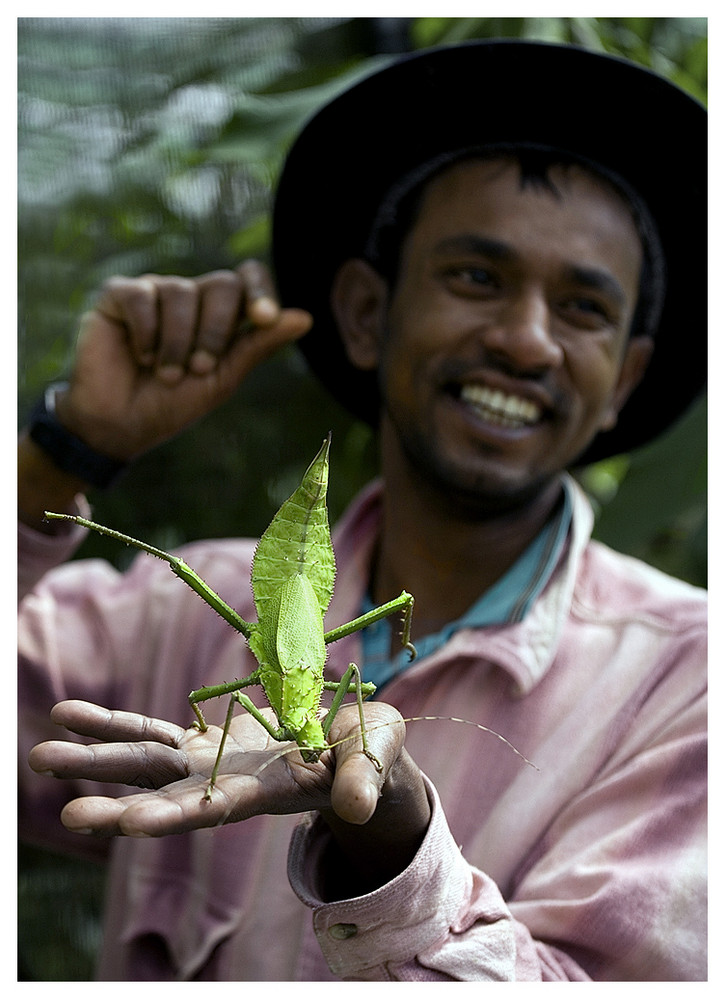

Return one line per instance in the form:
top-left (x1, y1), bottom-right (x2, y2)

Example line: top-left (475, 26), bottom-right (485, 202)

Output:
top-left (250, 296), bottom-right (278, 324)
top-left (189, 349), bottom-right (217, 374)
top-left (157, 364), bottom-right (184, 384)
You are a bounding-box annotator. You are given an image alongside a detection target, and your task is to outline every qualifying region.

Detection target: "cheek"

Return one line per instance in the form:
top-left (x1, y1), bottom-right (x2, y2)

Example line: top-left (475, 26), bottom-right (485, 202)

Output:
top-left (566, 342), bottom-right (627, 425)
top-left (377, 333), bottom-right (418, 409)
top-left (379, 303), bottom-right (437, 395)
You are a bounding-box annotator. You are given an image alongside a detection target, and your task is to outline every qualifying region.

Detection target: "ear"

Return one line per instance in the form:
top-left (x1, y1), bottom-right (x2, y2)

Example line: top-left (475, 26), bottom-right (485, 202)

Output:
top-left (599, 335), bottom-right (654, 431)
top-left (330, 258), bottom-right (388, 372)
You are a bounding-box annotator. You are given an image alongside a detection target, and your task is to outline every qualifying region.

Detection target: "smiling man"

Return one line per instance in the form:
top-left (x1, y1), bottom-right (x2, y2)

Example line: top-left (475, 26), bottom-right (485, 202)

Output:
top-left (373, 161), bottom-right (650, 492)
top-left (329, 154), bottom-right (657, 632)
top-left (20, 40), bottom-right (706, 981)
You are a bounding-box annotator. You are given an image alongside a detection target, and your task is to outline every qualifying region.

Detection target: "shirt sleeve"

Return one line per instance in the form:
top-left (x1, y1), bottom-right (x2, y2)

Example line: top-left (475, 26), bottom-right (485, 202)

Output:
top-left (18, 513), bottom-right (199, 856)
top-left (18, 497), bottom-right (90, 603)
top-left (287, 680), bottom-right (707, 984)
top-left (19, 508), bottom-right (118, 858)
top-left (287, 775), bottom-right (546, 981)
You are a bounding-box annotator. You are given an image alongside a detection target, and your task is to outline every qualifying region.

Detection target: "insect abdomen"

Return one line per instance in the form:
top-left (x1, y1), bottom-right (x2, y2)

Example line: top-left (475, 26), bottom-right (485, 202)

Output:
top-left (258, 573), bottom-right (327, 748)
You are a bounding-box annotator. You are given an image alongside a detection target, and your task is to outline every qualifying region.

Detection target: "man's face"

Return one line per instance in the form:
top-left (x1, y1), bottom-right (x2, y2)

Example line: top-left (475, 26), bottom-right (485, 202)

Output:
top-left (370, 158), bottom-right (650, 512)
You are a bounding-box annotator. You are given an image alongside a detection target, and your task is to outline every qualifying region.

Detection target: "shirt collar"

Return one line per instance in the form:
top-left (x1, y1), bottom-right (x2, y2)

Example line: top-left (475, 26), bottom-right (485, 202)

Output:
top-left (360, 475), bottom-right (574, 690)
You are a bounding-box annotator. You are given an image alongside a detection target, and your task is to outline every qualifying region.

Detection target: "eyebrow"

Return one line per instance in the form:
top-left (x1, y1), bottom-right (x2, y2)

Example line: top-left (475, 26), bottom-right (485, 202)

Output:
top-left (562, 265), bottom-right (628, 309)
top-left (434, 234), bottom-right (515, 261)
top-left (432, 234), bottom-right (628, 307)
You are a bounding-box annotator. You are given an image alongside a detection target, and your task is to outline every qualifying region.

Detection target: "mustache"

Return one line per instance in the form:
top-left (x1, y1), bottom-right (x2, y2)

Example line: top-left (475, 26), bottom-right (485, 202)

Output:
top-left (435, 357), bottom-right (564, 412)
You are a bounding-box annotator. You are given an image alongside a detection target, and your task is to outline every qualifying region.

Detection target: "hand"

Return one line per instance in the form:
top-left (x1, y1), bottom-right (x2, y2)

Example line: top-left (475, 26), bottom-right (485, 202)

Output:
top-left (28, 700), bottom-right (430, 862)
top-left (54, 262), bottom-right (312, 461)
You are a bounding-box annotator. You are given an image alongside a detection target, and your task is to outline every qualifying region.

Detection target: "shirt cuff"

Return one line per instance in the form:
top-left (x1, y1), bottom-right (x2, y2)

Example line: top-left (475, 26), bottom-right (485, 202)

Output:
top-left (287, 773), bottom-right (475, 980)
top-left (18, 495), bottom-right (91, 599)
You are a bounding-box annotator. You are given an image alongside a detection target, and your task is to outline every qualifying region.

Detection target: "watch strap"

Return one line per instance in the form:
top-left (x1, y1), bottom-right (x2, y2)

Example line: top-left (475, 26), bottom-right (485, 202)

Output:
top-left (28, 382), bottom-right (127, 490)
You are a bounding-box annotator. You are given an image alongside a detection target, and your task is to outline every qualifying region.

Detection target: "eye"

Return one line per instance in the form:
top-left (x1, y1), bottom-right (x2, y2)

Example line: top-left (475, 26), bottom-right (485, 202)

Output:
top-left (442, 265), bottom-right (499, 296)
top-left (559, 295), bottom-right (615, 329)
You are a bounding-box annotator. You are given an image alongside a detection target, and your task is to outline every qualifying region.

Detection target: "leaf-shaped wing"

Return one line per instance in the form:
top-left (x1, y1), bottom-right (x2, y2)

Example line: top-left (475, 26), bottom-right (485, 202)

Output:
top-left (251, 434), bottom-right (335, 621)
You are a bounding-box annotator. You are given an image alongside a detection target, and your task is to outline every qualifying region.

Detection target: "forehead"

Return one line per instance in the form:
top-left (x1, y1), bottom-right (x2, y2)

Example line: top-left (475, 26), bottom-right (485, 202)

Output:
top-left (410, 157), bottom-right (643, 276)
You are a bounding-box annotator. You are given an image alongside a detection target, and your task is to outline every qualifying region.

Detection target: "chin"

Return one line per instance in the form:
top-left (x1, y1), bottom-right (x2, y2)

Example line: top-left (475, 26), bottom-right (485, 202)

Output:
top-left (407, 439), bottom-right (558, 518)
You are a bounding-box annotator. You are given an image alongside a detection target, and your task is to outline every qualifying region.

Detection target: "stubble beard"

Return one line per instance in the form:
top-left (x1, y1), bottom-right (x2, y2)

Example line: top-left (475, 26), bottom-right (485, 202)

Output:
top-left (384, 410), bottom-right (559, 523)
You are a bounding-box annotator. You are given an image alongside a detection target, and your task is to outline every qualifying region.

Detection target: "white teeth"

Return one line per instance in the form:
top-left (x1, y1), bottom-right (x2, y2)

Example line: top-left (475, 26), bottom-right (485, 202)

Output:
top-left (460, 385), bottom-right (541, 428)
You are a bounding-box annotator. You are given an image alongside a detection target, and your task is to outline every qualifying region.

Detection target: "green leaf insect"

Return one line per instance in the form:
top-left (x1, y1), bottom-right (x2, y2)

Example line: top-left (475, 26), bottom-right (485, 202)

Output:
top-left (45, 434), bottom-right (416, 799)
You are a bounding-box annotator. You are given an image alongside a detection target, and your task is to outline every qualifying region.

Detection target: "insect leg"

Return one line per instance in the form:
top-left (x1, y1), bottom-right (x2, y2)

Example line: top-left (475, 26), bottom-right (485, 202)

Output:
top-left (189, 669), bottom-right (261, 732)
top-left (322, 662), bottom-right (382, 771)
top-left (204, 695), bottom-right (237, 800)
top-left (43, 512), bottom-right (256, 637)
top-left (323, 590), bottom-right (417, 660)
top-left (202, 691), bottom-right (289, 800)
top-left (232, 691), bottom-right (287, 742)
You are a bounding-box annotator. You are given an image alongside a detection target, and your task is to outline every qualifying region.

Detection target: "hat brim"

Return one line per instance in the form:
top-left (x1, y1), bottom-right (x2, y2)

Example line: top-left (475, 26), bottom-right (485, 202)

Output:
top-left (272, 39), bottom-right (706, 464)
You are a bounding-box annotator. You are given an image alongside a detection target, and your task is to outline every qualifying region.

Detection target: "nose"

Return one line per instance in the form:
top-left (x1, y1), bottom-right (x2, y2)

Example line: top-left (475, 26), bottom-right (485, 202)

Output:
top-left (480, 289), bottom-right (563, 373)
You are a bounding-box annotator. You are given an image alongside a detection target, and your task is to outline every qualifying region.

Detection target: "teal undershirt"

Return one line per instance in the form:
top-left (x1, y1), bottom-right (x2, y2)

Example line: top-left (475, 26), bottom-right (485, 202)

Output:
top-left (360, 476), bottom-right (573, 691)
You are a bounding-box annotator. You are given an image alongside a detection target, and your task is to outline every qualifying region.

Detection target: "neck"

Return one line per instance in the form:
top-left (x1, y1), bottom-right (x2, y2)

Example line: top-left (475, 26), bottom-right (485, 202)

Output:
top-left (371, 438), bottom-right (564, 640)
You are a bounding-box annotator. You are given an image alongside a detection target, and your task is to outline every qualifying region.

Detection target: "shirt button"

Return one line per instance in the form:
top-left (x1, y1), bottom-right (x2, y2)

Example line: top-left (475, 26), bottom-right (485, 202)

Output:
top-left (328, 922), bottom-right (358, 940)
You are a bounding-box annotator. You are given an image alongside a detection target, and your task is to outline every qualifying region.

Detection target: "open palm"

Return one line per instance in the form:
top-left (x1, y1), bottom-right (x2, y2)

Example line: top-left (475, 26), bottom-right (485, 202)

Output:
top-left (28, 699), bottom-right (407, 837)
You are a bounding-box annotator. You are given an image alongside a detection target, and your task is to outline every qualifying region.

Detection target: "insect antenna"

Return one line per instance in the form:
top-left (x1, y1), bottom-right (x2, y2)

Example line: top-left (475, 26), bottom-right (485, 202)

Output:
top-left (321, 716), bottom-right (539, 770)
top-left (208, 715), bottom-right (538, 827)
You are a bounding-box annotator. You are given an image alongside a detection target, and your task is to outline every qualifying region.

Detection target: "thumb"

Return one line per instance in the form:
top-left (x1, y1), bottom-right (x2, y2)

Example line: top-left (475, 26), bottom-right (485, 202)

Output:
top-left (330, 753), bottom-right (383, 825)
top-left (327, 703), bottom-right (408, 825)
top-left (217, 308), bottom-right (313, 391)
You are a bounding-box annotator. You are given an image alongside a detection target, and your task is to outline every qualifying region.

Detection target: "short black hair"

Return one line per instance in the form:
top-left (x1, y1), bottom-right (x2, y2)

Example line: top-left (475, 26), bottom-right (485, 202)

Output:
top-left (364, 143), bottom-right (666, 341)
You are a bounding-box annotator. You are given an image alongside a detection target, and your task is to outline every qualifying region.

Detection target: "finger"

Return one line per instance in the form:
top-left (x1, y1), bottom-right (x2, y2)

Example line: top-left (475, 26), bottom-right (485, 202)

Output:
top-left (153, 275), bottom-right (200, 381)
top-left (188, 270), bottom-right (245, 374)
top-left (327, 704), bottom-right (407, 825)
top-left (59, 787), bottom-right (203, 837)
top-left (62, 770), bottom-right (266, 838)
top-left (212, 307), bottom-right (312, 396)
top-left (189, 267), bottom-right (305, 375)
top-left (329, 755), bottom-right (381, 825)
top-left (60, 794), bottom-right (139, 836)
top-left (97, 274), bottom-right (203, 382)
top-left (28, 738), bottom-right (188, 788)
top-left (119, 773), bottom-right (262, 835)
top-left (94, 275), bottom-right (161, 366)
top-left (235, 260), bottom-right (281, 326)
top-left (48, 700), bottom-right (185, 747)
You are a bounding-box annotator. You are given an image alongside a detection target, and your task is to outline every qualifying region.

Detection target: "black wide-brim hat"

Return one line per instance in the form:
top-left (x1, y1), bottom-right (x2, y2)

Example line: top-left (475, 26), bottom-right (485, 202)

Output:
top-left (272, 40), bottom-right (706, 464)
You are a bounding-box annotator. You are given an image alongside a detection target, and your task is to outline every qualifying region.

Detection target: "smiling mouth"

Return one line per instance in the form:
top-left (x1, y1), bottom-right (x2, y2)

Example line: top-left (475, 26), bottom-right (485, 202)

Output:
top-left (458, 384), bottom-right (543, 429)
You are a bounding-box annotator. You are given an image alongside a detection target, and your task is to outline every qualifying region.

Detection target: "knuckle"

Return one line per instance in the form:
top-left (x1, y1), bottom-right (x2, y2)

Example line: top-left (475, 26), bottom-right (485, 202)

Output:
top-left (196, 269), bottom-right (240, 291)
top-left (235, 259), bottom-right (272, 293)
top-left (101, 274), bottom-right (154, 297)
top-left (95, 276), bottom-right (160, 327)
top-left (154, 275), bottom-right (197, 300)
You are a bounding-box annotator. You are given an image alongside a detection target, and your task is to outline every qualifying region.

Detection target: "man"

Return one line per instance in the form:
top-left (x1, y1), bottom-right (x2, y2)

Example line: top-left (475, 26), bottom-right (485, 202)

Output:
top-left (20, 40), bottom-right (706, 980)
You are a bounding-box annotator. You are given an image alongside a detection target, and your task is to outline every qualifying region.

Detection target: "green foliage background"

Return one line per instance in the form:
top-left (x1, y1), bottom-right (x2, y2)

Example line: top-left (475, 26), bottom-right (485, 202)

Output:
top-left (18, 16), bottom-right (707, 981)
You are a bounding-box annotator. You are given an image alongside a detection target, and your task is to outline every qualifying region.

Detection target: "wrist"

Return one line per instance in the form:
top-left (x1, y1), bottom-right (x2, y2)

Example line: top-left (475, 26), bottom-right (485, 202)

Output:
top-left (27, 382), bottom-right (128, 490)
top-left (321, 751), bottom-right (431, 898)
top-left (18, 432), bottom-right (88, 530)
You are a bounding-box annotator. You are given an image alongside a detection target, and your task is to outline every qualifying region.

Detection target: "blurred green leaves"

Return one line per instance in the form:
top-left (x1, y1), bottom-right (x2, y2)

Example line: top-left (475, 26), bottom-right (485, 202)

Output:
top-left (18, 17), bottom-right (706, 586)
top-left (579, 396), bottom-right (707, 585)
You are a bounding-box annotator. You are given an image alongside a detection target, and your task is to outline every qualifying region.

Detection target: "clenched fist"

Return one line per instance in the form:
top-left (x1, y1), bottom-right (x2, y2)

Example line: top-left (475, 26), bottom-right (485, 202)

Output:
top-left (55, 261), bottom-right (312, 461)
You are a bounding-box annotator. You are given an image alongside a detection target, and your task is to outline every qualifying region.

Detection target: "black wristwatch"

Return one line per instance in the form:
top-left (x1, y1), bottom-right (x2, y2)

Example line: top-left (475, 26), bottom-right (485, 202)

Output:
top-left (28, 382), bottom-right (128, 490)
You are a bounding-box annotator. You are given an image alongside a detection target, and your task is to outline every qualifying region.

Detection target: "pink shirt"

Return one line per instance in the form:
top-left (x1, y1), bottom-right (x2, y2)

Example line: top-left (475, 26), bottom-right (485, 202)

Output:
top-left (18, 478), bottom-right (707, 980)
